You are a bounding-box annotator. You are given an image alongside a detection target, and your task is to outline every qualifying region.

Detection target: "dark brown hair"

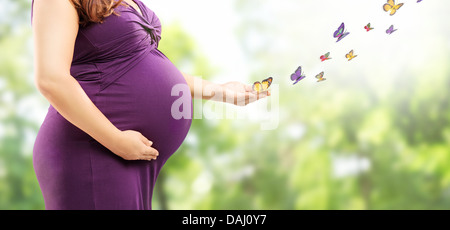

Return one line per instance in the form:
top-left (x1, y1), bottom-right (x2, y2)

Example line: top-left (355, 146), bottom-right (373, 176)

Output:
top-left (69, 0), bottom-right (125, 26)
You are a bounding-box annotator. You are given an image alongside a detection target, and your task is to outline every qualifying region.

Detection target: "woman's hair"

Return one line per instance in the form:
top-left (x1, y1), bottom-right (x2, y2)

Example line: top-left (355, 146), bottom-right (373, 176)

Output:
top-left (69, 0), bottom-right (125, 26)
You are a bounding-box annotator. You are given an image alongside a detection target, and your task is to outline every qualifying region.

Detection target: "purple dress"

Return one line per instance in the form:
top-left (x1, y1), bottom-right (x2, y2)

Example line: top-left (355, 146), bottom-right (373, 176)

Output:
top-left (31, 0), bottom-right (192, 209)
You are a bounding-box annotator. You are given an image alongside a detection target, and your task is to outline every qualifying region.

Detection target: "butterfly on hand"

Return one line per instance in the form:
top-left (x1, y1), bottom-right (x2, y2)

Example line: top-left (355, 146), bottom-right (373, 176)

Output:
top-left (252, 77), bottom-right (273, 93)
top-left (315, 72), bottom-right (326, 82)
top-left (383, 0), bottom-right (404, 16)
top-left (345, 50), bottom-right (357, 61)
top-left (386, 25), bottom-right (398, 34)
top-left (333, 23), bottom-right (350, 43)
top-left (290, 66), bottom-right (306, 85)
top-left (320, 52), bottom-right (332, 62)
top-left (364, 23), bottom-right (374, 32)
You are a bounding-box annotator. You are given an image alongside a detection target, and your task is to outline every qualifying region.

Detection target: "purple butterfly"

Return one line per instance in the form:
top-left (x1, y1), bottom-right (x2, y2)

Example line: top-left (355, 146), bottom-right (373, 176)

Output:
top-left (291, 66), bottom-right (306, 85)
top-left (334, 23), bottom-right (350, 42)
top-left (417, 0), bottom-right (422, 2)
top-left (386, 25), bottom-right (397, 35)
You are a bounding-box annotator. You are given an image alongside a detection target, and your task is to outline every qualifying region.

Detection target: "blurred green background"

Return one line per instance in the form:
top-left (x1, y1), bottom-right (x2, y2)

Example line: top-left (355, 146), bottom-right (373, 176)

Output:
top-left (1, 0), bottom-right (449, 210)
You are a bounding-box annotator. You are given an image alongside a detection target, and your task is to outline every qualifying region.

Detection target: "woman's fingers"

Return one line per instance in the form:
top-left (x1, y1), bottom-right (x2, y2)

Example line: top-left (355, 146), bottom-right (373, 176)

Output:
top-left (138, 134), bottom-right (158, 160)
top-left (139, 146), bottom-right (158, 161)
top-left (235, 91), bottom-right (269, 106)
top-left (145, 146), bottom-right (159, 157)
top-left (256, 91), bottom-right (269, 99)
top-left (233, 92), bottom-right (250, 106)
top-left (140, 134), bottom-right (153, 146)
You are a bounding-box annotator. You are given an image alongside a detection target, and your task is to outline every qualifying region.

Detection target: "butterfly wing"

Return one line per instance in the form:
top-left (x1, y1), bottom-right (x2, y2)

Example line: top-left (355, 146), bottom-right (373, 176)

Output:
top-left (291, 66), bottom-right (306, 85)
top-left (315, 72), bottom-right (326, 82)
top-left (346, 50), bottom-right (355, 60)
top-left (345, 53), bottom-right (351, 59)
top-left (291, 66), bottom-right (302, 81)
top-left (315, 72), bottom-right (324, 80)
top-left (389, 8), bottom-right (397, 15)
top-left (252, 82), bottom-right (262, 93)
top-left (336, 32), bottom-right (349, 42)
top-left (393, 3), bottom-right (404, 10)
top-left (320, 52), bottom-right (331, 61)
top-left (292, 75), bottom-right (306, 85)
top-left (383, 0), bottom-right (394, 12)
top-left (383, 4), bottom-right (392, 12)
top-left (386, 25), bottom-right (396, 34)
top-left (261, 77), bottom-right (273, 91)
top-left (390, 3), bottom-right (403, 15)
top-left (261, 81), bottom-right (270, 91)
top-left (334, 23), bottom-right (345, 38)
top-left (266, 77), bottom-right (273, 86)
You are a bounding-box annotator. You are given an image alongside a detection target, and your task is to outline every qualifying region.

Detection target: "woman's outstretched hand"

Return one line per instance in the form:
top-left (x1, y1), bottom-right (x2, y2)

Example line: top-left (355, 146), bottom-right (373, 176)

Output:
top-left (220, 81), bottom-right (270, 106)
top-left (110, 130), bottom-right (159, 161)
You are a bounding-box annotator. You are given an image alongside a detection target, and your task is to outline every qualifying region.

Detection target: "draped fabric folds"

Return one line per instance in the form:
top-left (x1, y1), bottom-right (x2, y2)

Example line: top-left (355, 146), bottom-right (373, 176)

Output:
top-left (70, 1), bottom-right (162, 90)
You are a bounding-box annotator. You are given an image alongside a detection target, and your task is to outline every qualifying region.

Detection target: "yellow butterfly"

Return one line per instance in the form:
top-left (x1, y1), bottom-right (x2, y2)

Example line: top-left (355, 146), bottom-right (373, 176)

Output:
top-left (315, 72), bottom-right (326, 82)
top-left (383, 0), bottom-right (404, 16)
top-left (252, 77), bottom-right (273, 93)
top-left (345, 50), bottom-right (357, 61)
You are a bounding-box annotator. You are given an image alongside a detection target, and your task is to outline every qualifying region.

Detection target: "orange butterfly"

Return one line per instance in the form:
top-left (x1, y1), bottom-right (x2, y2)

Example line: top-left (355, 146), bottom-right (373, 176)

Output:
top-left (252, 77), bottom-right (273, 93)
top-left (383, 0), bottom-right (404, 16)
top-left (345, 50), bottom-right (358, 61)
top-left (315, 72), bottom-right (326, 82)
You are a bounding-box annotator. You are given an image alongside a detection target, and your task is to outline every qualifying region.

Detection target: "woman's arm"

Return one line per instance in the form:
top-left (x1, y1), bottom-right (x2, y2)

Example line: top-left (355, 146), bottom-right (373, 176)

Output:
top-left (181, 72), bottom-right (269, 106)
top-left (32, 0), bottom-right (158, 161)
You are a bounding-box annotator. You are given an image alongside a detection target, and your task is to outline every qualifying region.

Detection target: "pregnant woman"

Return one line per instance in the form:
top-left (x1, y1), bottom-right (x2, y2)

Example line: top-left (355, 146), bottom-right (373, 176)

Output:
top-left (31, 0), bottom-right (268, 210)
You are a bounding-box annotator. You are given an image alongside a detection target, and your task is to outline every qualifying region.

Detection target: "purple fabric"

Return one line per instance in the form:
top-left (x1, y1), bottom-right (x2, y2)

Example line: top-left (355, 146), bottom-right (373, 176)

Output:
top-left (32, 0), bottom-right (192, 210)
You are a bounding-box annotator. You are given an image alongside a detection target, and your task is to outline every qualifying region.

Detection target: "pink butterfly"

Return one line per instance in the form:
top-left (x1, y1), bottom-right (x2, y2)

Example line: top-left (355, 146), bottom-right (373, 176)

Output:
top-left (320, 52), bottom-right (332, 62)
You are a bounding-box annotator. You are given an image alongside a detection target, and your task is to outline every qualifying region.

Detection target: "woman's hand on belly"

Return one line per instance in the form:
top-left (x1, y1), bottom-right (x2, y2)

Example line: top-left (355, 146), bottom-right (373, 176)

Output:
top-left (110, 130), bottom-right (159, 161)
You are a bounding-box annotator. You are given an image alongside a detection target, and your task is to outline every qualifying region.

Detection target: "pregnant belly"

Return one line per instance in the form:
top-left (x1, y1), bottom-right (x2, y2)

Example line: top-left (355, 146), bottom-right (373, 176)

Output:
top-left (95, 49), bottom-right (192, 157)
